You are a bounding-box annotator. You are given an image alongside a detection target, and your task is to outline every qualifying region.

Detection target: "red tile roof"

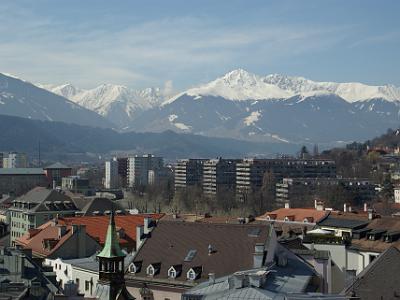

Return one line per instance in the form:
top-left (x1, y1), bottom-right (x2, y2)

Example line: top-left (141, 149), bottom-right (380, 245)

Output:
top-left (257, 208), bottom-right (329, 223)
top-left (57, 214), bottom-right (164, 250)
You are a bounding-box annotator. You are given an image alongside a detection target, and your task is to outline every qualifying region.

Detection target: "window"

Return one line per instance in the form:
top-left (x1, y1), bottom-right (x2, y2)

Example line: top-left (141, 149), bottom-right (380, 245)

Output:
top-left (187, 269), bottom-right (196, 280)
top-left (168, 267), bottom-right (176, 279)
top-left (128, 263), bottom-right (137, 273)
top-left (369, 254), bottom-right (377, 263)
top-left (85, 280), bottom-right (90, 291)
top-left (147, 265), bottom-right (155, 276)
top-left (76, 278), bottom-right (80, 286)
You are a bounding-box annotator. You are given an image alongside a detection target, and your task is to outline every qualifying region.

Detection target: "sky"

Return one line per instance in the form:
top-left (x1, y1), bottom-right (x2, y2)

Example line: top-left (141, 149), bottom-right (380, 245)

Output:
top-left (0, 0), bottom-right (399, 92)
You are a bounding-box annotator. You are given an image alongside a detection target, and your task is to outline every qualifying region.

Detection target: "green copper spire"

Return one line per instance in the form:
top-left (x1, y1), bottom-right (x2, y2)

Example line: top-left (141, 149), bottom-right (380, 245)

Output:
top-left (97, 210), bottom-right (125, 258)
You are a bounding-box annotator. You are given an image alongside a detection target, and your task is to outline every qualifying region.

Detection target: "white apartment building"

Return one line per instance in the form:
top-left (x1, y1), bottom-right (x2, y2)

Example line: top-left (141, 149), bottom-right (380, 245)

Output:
top-left (2, 152), bottom-right (28, 168)
top-left (127, 154), bottom-right (163, 188)
top-left (104, 158), bottom-right (119, 189)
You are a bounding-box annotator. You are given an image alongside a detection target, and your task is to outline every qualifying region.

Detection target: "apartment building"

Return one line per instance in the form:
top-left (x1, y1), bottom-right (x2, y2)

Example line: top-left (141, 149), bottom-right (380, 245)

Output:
top-left (203, 158), bottom-right (240, 197)
top-left (2, 152), bottom-right (28, 168)
top-left (174, 159), bottom-right (207, 190)
top-left (104, 158), bottom-right (119, 189)
top-left (127, 154), bottom-right (163, 188)
top-left (236, 158), bottom-right (336, 201)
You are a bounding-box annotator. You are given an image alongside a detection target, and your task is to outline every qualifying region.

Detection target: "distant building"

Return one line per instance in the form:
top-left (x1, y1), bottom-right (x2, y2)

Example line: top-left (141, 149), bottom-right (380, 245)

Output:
top-left (174, 159), bottom-right (207, 190)
top-left (0, 152), bottom-right (3, 168)
top-left (2, 152), bottom-right (28, 168)
top-left (104, 158), bottom-right (119, 189)
top-left (203, 158), bottom-right (240, 197)
top-left (62, 176), bottom-right (92, 195)
top-left (44, 162), bottom-right (72, 186)
top-left (117, 157), bottom-right (129, 187)
top-left (127, 154), bottom-right (163, 188)
top-left (0, 168), bottom-right (47, 196)
top-left (257, 207), bottom-right (330, 225)
top-left (394, 186), bottom-right (400, 203)
top-left (8, 187), bottom-right (78, 246)
top-left (236, 158), bottom-right (336, 201)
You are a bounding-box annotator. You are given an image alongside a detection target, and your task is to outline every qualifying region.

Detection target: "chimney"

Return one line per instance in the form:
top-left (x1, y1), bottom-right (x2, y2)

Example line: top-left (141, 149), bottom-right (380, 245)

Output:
top-left (314, 199), bottom-right (318, 209)
top-left (144, 217), bottom-right (152, 235)
top-left (136, 225), bottom-right (144, 250)
top-left (284, 202), bottom-right (290, 209)
top-left (343, 203), bottom-right (347, 212)
top-left (368, 209), bottom-right (374, 220)
top-left (208, 244), bottom-right (214, 255)
top-left (208, 273), bottom-right (215, 285)
top-left (364, 203), bottom-right (368, 212)
top-left (253, 243), bottom-right (264, 268)
top-left (316, 201), bottom-right (324, 211)
top-left (348, 205), bottom-right (352, 212)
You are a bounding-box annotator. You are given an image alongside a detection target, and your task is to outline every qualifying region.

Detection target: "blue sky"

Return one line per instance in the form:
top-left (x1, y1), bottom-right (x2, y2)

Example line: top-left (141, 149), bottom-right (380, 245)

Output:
top-left (0, 0), bottom-right (399, 92)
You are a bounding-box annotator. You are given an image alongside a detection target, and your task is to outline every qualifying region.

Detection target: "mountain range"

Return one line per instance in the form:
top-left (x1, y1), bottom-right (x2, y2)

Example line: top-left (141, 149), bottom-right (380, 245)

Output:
top-left (1, 69), bottom-right (400, 149)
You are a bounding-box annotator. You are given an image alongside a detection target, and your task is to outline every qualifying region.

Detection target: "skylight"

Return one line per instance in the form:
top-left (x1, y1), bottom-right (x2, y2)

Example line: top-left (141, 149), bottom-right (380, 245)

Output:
top-left (184, 249), bottom-right (197, 262)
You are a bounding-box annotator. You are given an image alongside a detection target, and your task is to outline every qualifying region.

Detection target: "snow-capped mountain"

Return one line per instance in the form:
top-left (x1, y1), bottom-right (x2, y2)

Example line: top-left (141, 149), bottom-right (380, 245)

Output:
top-left (165, 69), bottom-right (400, 104)
top-left (0, 73), bottom-right (112, 128)
top-left (43, 83), bottom-right (163, 127)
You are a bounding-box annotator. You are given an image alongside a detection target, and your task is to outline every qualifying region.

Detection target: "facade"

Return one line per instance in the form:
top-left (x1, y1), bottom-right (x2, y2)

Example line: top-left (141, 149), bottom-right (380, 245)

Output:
top-left (174, 159), bottom-right (206, 190)
top-left (8, 187), bottom-right (79, 246)
top-left (236, 158), bottom-right (336, 201)
top-left (117, 157), bottom-right (129, 187)
top-left (128, 154), bottom-right (163, 188)
top-left (0, 168), bottom-right (46, 196)
top-left (2, 152), bottom-right (28, 168)
top-left (202, 158), bottom-right (239, 197)
top-left (275, 177), bottom-right (377, 206)
top-left (105, 158), bottom-right (119, 189)
top-left (44, 162), bottom-right (72, 186)
top-left (394, 186), bottom-right (400, 203)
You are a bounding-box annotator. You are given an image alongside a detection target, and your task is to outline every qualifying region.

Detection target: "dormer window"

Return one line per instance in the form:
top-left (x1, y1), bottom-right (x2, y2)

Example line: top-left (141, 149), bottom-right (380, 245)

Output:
top-left (187, 269), bottom-right (196, 280)
top-left (168, 267), bottom-right (176, 279)
top-left (284, 217), bottom-right (290, 222)
top-left (147, 265), bottom-right (155, 276)
top-left (128, 263), bottom-right (137, 274)
top-left (303, 218), bottom-right (308, 223)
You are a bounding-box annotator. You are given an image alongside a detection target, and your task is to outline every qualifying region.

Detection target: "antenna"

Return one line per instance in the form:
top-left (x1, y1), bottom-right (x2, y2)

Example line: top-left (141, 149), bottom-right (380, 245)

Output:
top-left (38, 140), bottom-right (41, 167)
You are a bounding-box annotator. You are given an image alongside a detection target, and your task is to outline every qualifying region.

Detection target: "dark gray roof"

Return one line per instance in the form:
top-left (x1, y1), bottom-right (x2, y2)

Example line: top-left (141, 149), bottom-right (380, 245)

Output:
top-left (318, 216), bottom-right (369, 229)
top-left (12, 187), bottom-right (78, 212)
top-left (0, 168), bottom-right (45, 175)
top-left (44, 162), bottom-right (70, 169)
top-left (342, 246), bottom-right (400, 300)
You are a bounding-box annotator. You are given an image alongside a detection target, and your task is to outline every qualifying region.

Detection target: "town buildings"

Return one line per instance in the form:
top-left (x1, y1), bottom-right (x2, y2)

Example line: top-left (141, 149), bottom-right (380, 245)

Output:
top-left (61, 176), bottom-right (93, 195)
top-left (2, 152), bottom-right (28, 168)
top-left (174, 159), bottom-right (206, 190)
top-left (128, 154), bottom-right (164, 188)
top-left (8, 187), bottom-right (78, 246)
top-left (44, 162), bottom-right (72, 186)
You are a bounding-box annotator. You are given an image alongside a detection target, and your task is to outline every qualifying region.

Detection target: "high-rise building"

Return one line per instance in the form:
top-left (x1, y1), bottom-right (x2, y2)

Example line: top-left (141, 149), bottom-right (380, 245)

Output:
top-left (174, 159), bottom-right (207, 190)
top-left (105, 158), bottom-right (119, 189)
top-left (127, 154), bottom-right (163, 188)
top-left (236, 158), bottom-right (336, 201)
top-left (117, 157), bottom-right (129, 187)
top-left (203, 158), bottom-right (240, 197)
top-left (2, 152), bottom-right (28, 168)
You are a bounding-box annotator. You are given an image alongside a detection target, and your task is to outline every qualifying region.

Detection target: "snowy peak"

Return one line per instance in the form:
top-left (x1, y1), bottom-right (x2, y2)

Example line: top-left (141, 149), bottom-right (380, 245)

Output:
top-left (166, 69), bottom-right (400, 104)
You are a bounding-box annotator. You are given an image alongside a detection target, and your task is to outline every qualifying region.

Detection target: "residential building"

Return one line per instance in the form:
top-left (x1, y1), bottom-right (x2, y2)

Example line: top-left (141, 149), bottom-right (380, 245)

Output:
top-left (61, 176), bottom-right (93, 195)
top-left (105, 158), bottom-right (119, 189)
top-left (0, 168), bottom-right (47, 196)
top-left (316, 212), bottom-right (370, 239)
top-left (342, 246), bottom-right (400, 300)
top-left (2, 152), bottom-right (28, 168)
top-left (125, 221), bottom-right (276, 300)
top-left (56, 214), bottom-right (163, 252)
top-left (117, 157), bottom-right (129, 187)
top-left (44, 162), bottom-right (72, 186)
top-left (8, 187), bottom-right (79, 246)
top-left (257, 207), bottom-right (330, 225)
top-left (94, 212), bottom-right (135, 300)
top-left (128, 154), bottom-right (164, 188)
top-left (203, 158), bottom-right (240, 197)
top-left (275, 177), bottom-right (377, 206)
top-left (0, 152), bottom-right (3, 168)
top-left (174, 159), bottom-right (206, 190)
top-left (394, 186), bottom-right (400, 203)
top-left (15, 220), bottom-right (100, 259)
top-left (236, 158), bottom-right (336, 201)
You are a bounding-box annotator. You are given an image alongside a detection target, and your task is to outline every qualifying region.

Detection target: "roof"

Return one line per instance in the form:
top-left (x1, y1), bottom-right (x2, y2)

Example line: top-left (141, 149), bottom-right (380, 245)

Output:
top-left (349, 216), bottom-right (400, 252)
top-left (78, 197), bottom-right (126, 216)
top-left (11, 187), bottom-right (78, 212)
top-left (342, 246), bottom-right (400, 299)
top-left (0, 168), bottom-right (45, 175)
top-left (58, 213), bottom-right (163, 251)
top-left (257, 208), bottom-right (329, 223)
top-left (44, 162), bottom-right (71, 169)
top-left (97, 212), bottom-right (125, 258)
top-left (129, 221), bottom-right (271, 283)
top-left (317, 214), bottom-right (370, 229)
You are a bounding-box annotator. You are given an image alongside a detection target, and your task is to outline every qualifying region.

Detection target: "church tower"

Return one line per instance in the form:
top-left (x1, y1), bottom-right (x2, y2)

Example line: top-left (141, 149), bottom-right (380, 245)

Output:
top-left (95, 211), bottom-right (135, 300)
